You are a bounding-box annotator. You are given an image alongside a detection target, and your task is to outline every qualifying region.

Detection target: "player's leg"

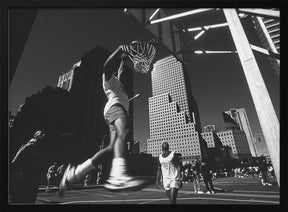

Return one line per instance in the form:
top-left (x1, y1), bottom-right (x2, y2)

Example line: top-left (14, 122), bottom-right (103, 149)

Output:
top-left (203, 177), bottom-right (211, 193)
top-left (105, 116), bottom-right (146, 189)
top-left (208, 177), bottom-right (215, 193)
top-left (192, 178), bottom-right (196, 193)
top-left (59, 129), bottom-right (117, 197)
top-left (196, 175), bottom-right (202, 193)
top-left (107, 116), bottom-right (130, 180)
top-left (164, 179), bottom-right (171, 202)
top-left (170, 188), bottom-right (178, 204)
top-left (165, 189), bottom-right (172, 202)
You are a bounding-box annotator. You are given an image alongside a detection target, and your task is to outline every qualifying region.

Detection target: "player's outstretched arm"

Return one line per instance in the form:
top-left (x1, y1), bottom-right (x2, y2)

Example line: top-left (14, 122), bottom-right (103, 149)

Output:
top-left (103, 45), bottom-right (124, 81)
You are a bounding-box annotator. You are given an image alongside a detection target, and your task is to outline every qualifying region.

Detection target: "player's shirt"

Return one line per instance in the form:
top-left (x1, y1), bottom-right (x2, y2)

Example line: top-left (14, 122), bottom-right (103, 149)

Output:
top-left (159, 151), bottom-right (180, 180)
top-left (103, 74), bottom-right (129, 116)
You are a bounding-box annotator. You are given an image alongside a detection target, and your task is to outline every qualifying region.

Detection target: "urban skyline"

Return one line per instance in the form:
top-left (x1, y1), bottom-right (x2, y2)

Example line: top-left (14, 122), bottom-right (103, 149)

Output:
top-left (8, 9), bottom-right (280, 152)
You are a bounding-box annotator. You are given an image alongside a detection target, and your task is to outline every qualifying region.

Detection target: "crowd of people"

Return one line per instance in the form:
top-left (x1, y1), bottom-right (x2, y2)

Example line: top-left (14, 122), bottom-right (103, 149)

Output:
top-left (179, 159), bottom-right (275, 194)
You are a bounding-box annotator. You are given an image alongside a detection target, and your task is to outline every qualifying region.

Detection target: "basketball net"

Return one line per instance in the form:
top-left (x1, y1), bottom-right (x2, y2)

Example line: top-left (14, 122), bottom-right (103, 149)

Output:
top-left (122, 39), bottom-right (159, 74)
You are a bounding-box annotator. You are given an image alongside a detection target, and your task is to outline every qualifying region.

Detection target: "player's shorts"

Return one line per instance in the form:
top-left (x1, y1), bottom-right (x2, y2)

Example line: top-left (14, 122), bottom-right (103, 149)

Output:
top-left (163, 179), bottom-right (181, 190)
top-left (105, 104), bottom-right (128, 131)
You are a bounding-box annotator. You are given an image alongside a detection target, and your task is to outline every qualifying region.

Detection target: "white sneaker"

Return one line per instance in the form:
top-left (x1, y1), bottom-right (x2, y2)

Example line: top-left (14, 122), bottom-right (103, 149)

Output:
top-left (59, 164), bottom-right (76, 197)
top-left (104, 175), bottom-right (146, 190)
top-left (197, 191), bottom-right (203, 193)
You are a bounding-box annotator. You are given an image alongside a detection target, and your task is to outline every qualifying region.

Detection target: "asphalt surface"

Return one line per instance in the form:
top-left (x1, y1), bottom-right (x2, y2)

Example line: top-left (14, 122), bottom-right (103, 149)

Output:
top-left (35, 176), bottom-right (279, 205)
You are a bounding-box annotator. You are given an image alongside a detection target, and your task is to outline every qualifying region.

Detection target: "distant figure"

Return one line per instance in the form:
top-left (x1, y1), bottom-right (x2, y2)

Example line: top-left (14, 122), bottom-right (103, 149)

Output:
top-left (259, 159), bottom-right (272, 186)
top-left (156, 142), bottom-right (181, 204)
top-left (56, 164), bottom-right (65, 184)
top-left (84, 173), bottom-right (91, 187)
top-left (191, 159), bottom-right (202, 193)
top-left (9, 130), bottom-right (47, 204)
top-left (200, 161), bottom-right (215, 194)
top-left (46, 162), bottom-right (58, 192)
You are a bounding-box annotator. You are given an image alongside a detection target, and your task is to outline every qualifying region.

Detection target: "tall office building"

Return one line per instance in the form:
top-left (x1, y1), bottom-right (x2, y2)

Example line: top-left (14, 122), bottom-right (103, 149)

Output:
top-left (216, 123), bottom-right (252, 160)
top-left (202, 132), bottom-right (215, 148)
top-left (202, 125), bottom-right (216, 148)
top-left (147, 56), bottom-right (205, 162)
top-left (223, 108), bottom-right (256, 157)
top-left (57, 61), bottom-right (81, 91)
top-left (254, 133), bottom-right (271, 161)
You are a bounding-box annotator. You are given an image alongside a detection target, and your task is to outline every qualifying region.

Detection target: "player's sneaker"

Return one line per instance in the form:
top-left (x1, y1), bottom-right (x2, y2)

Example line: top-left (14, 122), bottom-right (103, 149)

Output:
top-left (59, 164), bottom-right (75, 197)
top-left (104, 175), bottom-right (146, 191)
top-left (197, 190), bottom-right (204, 193)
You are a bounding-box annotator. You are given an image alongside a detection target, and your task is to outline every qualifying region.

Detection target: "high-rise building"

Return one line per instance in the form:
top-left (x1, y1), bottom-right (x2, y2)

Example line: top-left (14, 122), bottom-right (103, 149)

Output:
top-left (216, 123), bottom-right (252, 160)
top-left (57, 61), bottom-right (81, 91)
top-left (254, 133), bottom-right (271, 161)
top-left (201, 132), bottom-right (215, 148)
top-left (223, 108), bottom-right (257, 157)
top-left (147, 56), bottom-right (205, 162)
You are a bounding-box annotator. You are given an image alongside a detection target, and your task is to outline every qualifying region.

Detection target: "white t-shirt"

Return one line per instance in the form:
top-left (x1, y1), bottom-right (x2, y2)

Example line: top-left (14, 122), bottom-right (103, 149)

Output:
top-left (102, 74), bottom-right (129, 116)
top-left (159, 151), bottom-right (180, 180)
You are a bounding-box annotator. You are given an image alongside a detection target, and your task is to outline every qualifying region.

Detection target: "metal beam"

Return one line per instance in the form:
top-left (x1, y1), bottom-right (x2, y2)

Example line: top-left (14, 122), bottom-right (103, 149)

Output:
top-left (194, 50), bottom-right (237, 54)
top-left (250, 44), bottom-right (280, 60)
top-left (238, 8), bottom-right (280, 19)
top-left (188, 22), bottom-right (228, 32)
top-left (149, 8), bottom-right (214, 25)
top-left (223, 9), bottom-right (280, 186)
top-left (194, 30), bottom-right (206, 40)
top-left (149, 8), bottom-right (160, 21)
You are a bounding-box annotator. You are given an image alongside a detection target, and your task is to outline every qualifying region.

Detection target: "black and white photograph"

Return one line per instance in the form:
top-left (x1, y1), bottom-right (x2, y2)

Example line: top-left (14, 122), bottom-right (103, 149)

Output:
top-left (3, 5), bottom-right (285, 207)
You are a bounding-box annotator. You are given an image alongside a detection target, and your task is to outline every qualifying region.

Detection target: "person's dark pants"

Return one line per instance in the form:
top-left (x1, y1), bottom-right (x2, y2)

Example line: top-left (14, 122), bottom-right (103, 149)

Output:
top-left (261, 171), bottom-right (269, 183)
top-left (203, 176), bottom-right (214, 192)
top-left (10, 171), bottom-right (39, 204)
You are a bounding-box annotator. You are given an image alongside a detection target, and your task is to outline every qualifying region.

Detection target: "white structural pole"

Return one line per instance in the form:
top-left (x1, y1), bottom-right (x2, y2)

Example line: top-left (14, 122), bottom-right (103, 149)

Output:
top-left (223, 9), bottom-right (280, 186)
top-left (238, 8), bottom-right (280, 18)
top-left (150, 8), bottom-right (213, 25)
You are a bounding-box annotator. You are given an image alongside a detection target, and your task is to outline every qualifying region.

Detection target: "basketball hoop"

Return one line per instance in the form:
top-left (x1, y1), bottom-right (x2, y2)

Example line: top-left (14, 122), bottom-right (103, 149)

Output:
top-left (121, 39), bottom-right (159, 74)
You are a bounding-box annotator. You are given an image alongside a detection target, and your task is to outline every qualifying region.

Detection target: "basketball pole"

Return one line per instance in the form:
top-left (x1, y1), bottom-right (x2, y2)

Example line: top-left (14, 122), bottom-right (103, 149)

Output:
top-left (223, 9), bottom-right (280, 186)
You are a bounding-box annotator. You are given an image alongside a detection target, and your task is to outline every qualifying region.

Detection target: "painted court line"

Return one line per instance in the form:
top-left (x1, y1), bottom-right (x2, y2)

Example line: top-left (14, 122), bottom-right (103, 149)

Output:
top-left (60, 196), bottom-right (279, 205)
top-left (78, 190), bottom-right (114, 198)
top-left (143, 188), bottom-right (279, 199)
top-left (37, 197), bottom-right (55, 203)
top-left (187, 197), bottom-right (279, 204)
top-left (232, 190), bottom-right (279, 194)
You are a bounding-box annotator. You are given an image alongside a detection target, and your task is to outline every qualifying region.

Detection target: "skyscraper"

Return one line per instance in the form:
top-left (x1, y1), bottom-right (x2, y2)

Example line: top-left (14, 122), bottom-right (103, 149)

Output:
top-left (201, 132), bottom-right (215, 148)
top-left (57, 61), bottom-right (81, 91)
top-left (223, 108), bottom-right (257, 157)
top-left (216, 123), bottom-right (252, 160)
top-left (147, 56), bottom-right (205, 162)
top-left (254, 133), bottom-right (271, 161)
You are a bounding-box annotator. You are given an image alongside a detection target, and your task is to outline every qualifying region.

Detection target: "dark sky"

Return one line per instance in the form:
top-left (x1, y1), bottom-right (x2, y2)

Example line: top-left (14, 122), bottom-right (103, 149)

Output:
top-left (9, 9), bottom-right (280, 151)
